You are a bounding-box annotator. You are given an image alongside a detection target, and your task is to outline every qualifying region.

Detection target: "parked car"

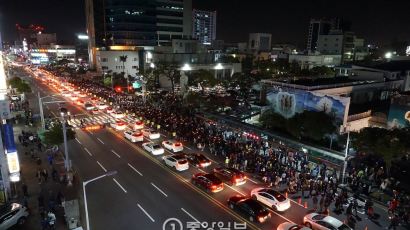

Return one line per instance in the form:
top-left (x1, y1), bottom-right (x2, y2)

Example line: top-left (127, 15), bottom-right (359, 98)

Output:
top-left (191, 173), bottom-right (224, 193)
top-left (0, 203), bottom-right (29, 229)
top-left (186, 153), bottom-right (211, 168)
top-left (303, 213), bottom-right (352, 230)
top-left (227, 196), bottom-right (270, 223)
top-left (162, 140), bottom-right (183, 152)
top-left (124, 130), bottom-right (143, 142)
top-left (251, 188), bottom-right (291, 212)
top-left (142, 143), bottom-right (164, 155)
top-left (163, 154), bottom-right (189, 171)
top-left (213, 167), bottom-right (247, 186)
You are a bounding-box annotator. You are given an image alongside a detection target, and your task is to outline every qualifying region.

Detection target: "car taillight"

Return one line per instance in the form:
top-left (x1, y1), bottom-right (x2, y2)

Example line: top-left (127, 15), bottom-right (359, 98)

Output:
top-left (175, 143), bottom-right (181, 146)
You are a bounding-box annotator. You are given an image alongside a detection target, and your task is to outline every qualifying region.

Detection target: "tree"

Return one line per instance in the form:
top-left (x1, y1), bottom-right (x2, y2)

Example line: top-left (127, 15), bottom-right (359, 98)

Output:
top-left (298, 111), bottom-right (336, 141)
top-left (7, 77), bottom-right (32, 93)
top-left (119, 55), bottom-right (128, 75)
top-left (310, 66), bottom-right (335, 76)
top-left (259, 109), bottom-right (287, 131)
top-left (44, 123), bottom-right (76, 146)
top-left (154, 62), bottom-right (180, 93)
top-left (189, 69), bottom-right (219, 93)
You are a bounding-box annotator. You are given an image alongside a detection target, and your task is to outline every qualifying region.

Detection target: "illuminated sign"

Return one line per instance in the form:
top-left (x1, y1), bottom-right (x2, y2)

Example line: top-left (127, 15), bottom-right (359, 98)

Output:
top-left (7, 151), bottom-right (20, 174)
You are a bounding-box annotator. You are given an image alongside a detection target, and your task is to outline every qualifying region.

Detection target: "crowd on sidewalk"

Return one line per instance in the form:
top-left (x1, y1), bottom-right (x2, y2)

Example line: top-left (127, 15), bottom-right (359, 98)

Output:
top-left (61, 76), bottom-right (410, 228)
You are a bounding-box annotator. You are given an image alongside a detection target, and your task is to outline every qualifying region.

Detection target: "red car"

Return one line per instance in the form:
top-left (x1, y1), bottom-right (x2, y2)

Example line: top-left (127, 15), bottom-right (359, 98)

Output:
top-left (192, 173), bottom-right (224, 193)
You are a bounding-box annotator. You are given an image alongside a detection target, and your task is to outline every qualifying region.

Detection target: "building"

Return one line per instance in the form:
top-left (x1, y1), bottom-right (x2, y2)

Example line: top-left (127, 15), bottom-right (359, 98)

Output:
top-left (96, 49), bottom-right (141, 76)
top-left (85, 0), bottom-right (193, 69)
top-left (288, 53), bottom-right (342, 69)
top-left (36, 33), bottom-right (57, 46)
top-left (15, 24), bottom-right (45, 48)
top-left (30, 45), bottom-right (76, 64)
top-left (192, 9), bottom-right (216, 45)
top-left (248, 33), bottom-right (272, 52)
top-left (307, 18), bottom-right (351, 53)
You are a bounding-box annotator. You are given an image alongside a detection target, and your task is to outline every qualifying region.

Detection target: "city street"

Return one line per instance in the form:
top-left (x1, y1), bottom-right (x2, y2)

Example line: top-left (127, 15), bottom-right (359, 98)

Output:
top-left (21, 67), bottom-right (400, 230)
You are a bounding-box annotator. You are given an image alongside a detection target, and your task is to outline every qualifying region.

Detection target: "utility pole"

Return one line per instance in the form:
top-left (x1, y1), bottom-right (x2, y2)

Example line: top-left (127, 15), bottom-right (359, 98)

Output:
top-left (38, 92), bottom-right (45, 130)
top-left (341, 131), bottom-right (350, 184)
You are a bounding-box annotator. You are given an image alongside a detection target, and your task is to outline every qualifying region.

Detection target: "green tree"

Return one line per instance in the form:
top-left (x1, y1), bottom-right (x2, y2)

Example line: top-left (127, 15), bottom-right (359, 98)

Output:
top-left (44, 123), bottom-right (76, 146)
top-left (299, 111), bottom-right (336, 141)
top-left (7, 77), bottom-right (31, 93)
top-left (259, 109), bottom-right (287, 131)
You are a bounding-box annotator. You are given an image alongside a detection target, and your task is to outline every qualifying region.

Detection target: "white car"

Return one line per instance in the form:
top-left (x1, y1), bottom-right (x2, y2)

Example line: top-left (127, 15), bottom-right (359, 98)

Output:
top-left (124, 130), bottom-right (143, 142)
top-left (162, 140), bottom-right (183, 152)
top-left (141, 129), bottom-right (160, 140)
top-left (251, 188), bottom-right (291, 212)
top-left (163, 154), bottom-right (189, 171)
top-left (110, 121), bottom-right (127, 131)
top-left (142, 143), bottom-right (164, 155)
top-left (84, 103), bottom-right (94, 111)
top-left (10, 95), bottom-right (20, 101)
top-left (112, 111), bottom-right (125, 119)
top-left (97, 102), bottom-right (108, 110)
top-left (0, 203), bottom-right (29, 229)
top-left (303, 213), bottom-right (352, 230)
top-left (132, 120), bottom-right (144, 130)
top-left (277, 222), bottom-right (311, 230)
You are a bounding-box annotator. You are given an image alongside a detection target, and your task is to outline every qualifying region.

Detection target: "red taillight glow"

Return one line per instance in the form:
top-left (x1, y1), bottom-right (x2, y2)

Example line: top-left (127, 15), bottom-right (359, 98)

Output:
top-left (174, 143), bottom-right (181, 146)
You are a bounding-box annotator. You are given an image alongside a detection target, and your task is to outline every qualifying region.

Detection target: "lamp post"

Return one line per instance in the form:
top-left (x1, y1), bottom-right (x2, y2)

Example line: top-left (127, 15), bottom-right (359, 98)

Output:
top-left (83, 171), bottom-right (117, 230)
top-left (341, 130), bottom-right (350, 184)
top-left (38, 92), bottom-right (65, 130)
top-left (60, 111), bottom-right (72, 186)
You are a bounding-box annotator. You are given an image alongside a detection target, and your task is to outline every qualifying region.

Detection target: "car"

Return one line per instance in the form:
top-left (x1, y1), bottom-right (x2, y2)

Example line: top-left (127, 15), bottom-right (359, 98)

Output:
top-left (213, 167), bottom-right (247, 186)
top-left (162, 140), bottom-right (183, 152)
top-left (192, 173), bottom-right (224, 193)
top-left (91, 108), bottom-right (100, 114)
top-left (303, 213), bottom-right (352, 230)
top-left (132, 120), bottom-right (144, 130)
top-left (227, 195), bottom-right (271, 223)
top-left (142, 142), bottom-right (164, 155)
top-left (251, 188), bottom-right (291, 212)
top-left (76, 99), bottom-right (85, 106)
top-left (110, 121), bottom-right (127, 131)
top-left (90, 97), bottom-right (99, 102)
top-left (111, 111), bottom-right (125, 119)
top-left (0, 203), bottom-right (29, 229)
top-left (97, 102), bottom-right (108, 110)
top-left (78, 92), bottom-right (87, 98)
top-left (162, 154), bottom-right (189, 171)
top-left (106, 107), bottom-right (114, 113)
top-left (72, 91), bottom-right (80, 95)
top-left (277, 222), bottom-right (311, 230)
top-left (124, 130), bottom-right (144, 142)
top-left (70, 95), bottom-right (78, 101)
top-left (141, 129), bottom-right (160, 140)
top-left (61, 91), bottom-right (71, 97)
top-left (186, 153), bottom-right (211, 168)
top-left (84, 103), bottom-right (94, 111)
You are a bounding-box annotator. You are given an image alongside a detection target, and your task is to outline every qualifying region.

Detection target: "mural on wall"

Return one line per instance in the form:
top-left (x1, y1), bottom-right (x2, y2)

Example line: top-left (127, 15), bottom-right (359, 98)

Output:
top-left (387, 95), bottom-right (410, 129)
top-left (266, 87), bottom-right (350, 125)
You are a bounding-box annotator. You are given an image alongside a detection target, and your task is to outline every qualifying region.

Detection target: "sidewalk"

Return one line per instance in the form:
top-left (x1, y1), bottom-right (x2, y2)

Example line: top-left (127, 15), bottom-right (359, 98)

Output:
top-left (10, 115), bottom-right (80, 229)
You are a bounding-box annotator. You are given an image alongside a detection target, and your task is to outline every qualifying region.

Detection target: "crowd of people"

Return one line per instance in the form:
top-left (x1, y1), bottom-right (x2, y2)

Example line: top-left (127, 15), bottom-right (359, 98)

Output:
top-left (67, 77), bottom-right (410, 227)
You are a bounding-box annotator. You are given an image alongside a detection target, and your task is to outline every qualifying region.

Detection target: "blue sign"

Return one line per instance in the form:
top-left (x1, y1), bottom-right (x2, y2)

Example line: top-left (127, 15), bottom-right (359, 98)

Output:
top-left (3, 124), bottom-right (16, 153)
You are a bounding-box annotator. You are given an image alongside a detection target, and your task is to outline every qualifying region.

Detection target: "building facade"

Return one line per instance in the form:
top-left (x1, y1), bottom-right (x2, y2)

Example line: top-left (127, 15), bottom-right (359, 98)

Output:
top-left (85, 0), bottom-right (193, 68)
top-left (248, 33), bottom-right (272, 52)
top-left (192, 9), bottom-right (216, 45)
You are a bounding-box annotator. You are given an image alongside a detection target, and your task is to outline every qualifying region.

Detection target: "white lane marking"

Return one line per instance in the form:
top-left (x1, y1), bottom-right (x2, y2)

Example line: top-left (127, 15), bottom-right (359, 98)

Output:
top-left (225, 184), bottom-right (246, 196)
top-left (185, 146), bottom-right (192, 150)
top-left (127, 163), bottom-right (143, 176)
top-left (247, 178), bottom-right (258, 184)
top-left (113, 178), bottom-right (127, 193)
top-left (75, 138), bottom-right (82, 144)
top-left (137, 204), bottom-right (155, 222)
top-left (111, 149), bottom-right (121, 158)
top-left (181, 208), bottom-right (200, 223)
top-left (84, 147), bottom-right (92, 156)
top-left (97, 137), bottom-right (105, 144)
top-left (150, 182), bottom-right (168, 197)
top-left (97, 161), bottom-right (107, 172)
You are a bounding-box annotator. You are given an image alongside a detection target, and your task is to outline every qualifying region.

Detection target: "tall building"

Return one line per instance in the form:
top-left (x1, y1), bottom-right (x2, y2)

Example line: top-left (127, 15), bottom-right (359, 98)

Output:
top-left (192, 9), bottom-right (216, 45)
top-left (85, 0), bottom-right (193, 68)
top-left (306, 18), bottom-right (350, 52)
top-left (248, 33), bottom-right (272, 52)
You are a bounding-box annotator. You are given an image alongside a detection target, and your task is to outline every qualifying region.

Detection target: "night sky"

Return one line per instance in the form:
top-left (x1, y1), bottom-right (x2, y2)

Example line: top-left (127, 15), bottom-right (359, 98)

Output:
top-left (1, 0), bottom-right (409, 47)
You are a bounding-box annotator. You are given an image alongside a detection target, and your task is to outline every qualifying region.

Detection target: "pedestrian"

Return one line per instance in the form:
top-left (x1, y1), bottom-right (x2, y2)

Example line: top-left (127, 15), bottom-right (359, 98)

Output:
top-left (47, 154), bottom-right (53, 166)
top-left (42, 169), bottom-right (49, 182)
top-left (52, 168), bottom-right (58, 182)
top-left (47, 211), bottom-right (56, 229)
top-left (312, 195), bottom-right (318, 211)
top-left (318, 195), bottom-right (325, 213)
top-left (388, 214), bottom-right (399, 230)
top-left (36, 169), bottom-right (42, 184)
top-left (22, 183), bottom-right (28, 197)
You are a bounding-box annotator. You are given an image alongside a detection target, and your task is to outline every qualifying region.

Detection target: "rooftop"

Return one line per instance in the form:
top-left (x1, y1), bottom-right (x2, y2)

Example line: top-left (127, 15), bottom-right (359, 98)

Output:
top-left (361, 60), bottom-right (410, 72)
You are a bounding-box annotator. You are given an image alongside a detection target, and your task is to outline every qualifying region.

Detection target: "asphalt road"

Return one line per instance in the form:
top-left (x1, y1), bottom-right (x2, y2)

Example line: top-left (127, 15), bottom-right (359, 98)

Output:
top-left (21, 67), bottom-right (398, 230)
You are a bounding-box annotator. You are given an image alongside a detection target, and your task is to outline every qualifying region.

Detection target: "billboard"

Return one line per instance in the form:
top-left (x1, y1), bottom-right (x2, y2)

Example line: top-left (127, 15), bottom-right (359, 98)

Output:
top-left (266, 87), bottom-right (350, 125)
top-left (387, 95), bottom-right (410, 129)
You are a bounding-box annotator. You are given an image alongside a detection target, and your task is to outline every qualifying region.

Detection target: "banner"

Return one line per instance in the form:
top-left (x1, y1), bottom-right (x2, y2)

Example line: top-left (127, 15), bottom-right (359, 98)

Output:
top-left (2, 124), bottom-right (16, 153)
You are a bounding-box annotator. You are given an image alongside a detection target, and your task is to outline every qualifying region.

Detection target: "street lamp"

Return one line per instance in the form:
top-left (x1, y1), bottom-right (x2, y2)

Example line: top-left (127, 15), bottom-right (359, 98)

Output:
top-left (341, 130), bottom-right (350, 185)
top-left (83, 171), bottom-right (117, 230)
top-left (60, 111), bottom-right (72, 185)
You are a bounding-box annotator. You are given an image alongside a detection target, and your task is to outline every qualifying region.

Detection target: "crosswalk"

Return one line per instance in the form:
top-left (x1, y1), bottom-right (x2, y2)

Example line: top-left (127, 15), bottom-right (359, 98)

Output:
top-left (68, 114), bottom-right (136, 129)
